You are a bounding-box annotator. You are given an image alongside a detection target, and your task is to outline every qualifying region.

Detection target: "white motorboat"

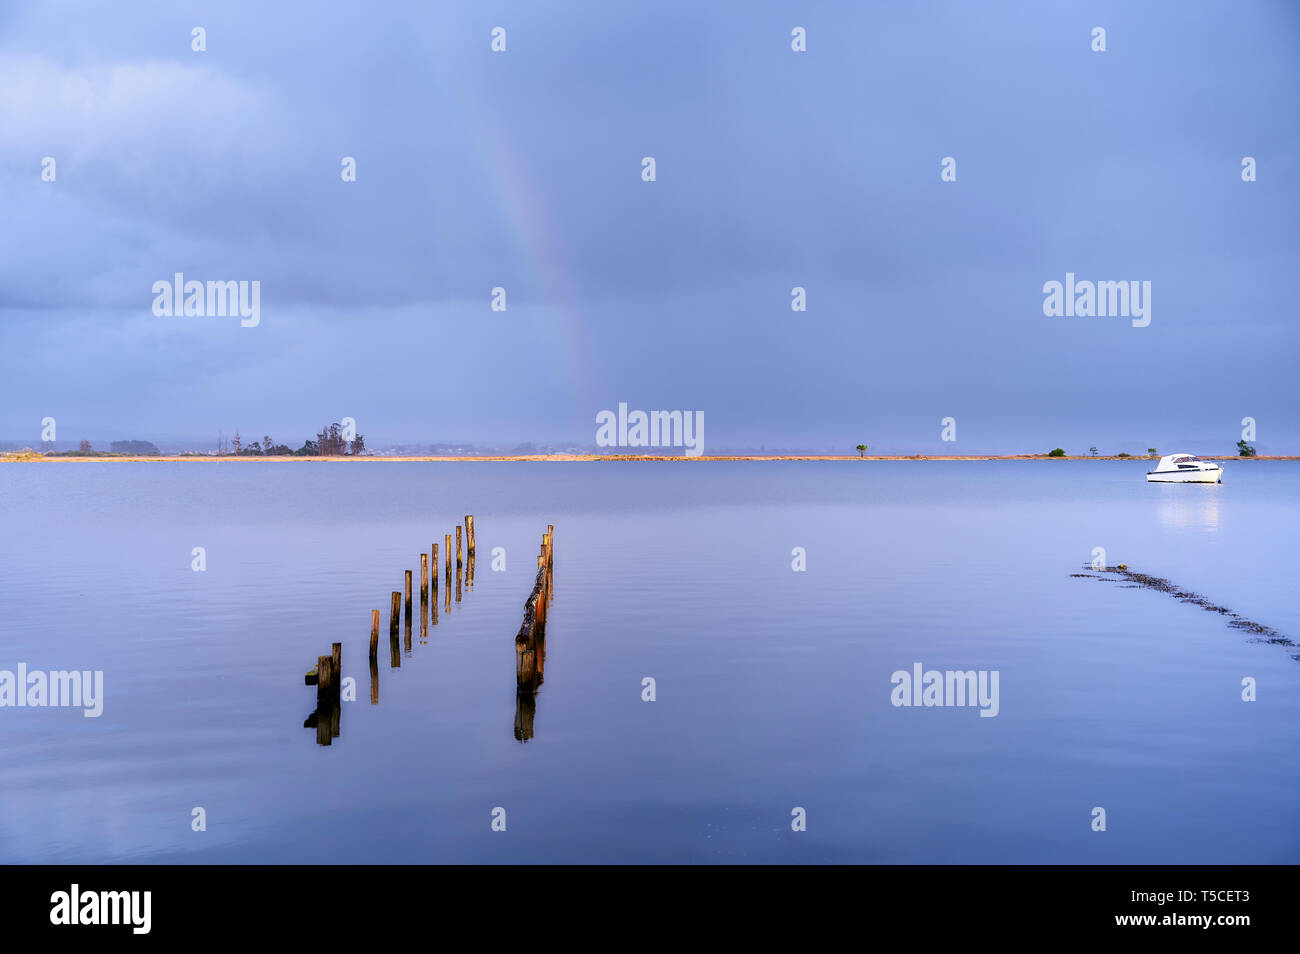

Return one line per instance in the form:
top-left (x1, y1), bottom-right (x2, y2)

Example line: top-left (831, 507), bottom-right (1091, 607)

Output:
top-left (1146, 454), bottom-right (1223, 483)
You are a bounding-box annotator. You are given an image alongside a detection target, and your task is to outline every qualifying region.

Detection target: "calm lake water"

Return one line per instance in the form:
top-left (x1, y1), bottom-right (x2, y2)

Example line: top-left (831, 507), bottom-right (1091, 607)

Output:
top-left (1, 461), bottom-right (1297, 863)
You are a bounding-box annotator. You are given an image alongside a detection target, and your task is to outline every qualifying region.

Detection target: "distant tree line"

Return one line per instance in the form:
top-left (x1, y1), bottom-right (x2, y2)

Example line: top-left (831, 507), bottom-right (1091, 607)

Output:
top-left (219, 424), bottom-right (365, 456)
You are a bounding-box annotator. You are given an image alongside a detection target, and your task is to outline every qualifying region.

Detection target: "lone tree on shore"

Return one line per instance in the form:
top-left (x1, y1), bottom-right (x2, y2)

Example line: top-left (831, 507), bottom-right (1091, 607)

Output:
top-left (1147, 447), bottom-right (1158, 457)
top-left (1048, 448), bottom-right (1066, 457)
top-left (1237, 439), bottom-right (1257, 457)
top-left (855, 443), bottom-right (867, 457)
top-left (1089, 446), bottom-right (1099, 456)
top-left (78, 440), bottom-right (91, 454)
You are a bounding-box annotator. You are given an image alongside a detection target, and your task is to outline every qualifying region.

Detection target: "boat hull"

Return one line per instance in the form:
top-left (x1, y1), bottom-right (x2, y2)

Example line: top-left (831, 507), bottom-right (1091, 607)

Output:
top-left (1146, 468), bottom-right (1222, 483)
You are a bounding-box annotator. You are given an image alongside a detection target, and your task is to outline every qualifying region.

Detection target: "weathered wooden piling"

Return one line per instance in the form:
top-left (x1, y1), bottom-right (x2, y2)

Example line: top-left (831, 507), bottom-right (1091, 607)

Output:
top-left (369, 609), bottom-right (380, 660)
top-left (431, 543), bottom-right (439, 590)
top-left (404, 570), bottom-right (413, 620)
top-left (444, 534), bottom-right (452, 612)
top-left (390, 593), bottom-right (402, 667)
top-left (332, 642), bottom-right (341, 689)
top-left (515, 561), bottom-right (550, 687)
top-left (456, 526), bottom-right (463, 568)
top-left (517, 641), bottom-right (537, 685)
top-left (420, 553), bottom-right (429, 599)
top-left (317, 654), bottom-right (332, 697)
top-left (369, 656), bottom-right (379, 705)
top-left (465, 514), bottom-right (476, 555)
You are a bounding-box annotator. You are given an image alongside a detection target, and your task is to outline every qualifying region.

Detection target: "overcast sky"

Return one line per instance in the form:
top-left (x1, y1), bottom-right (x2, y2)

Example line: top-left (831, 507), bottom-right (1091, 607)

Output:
top-left (1, 1), bottom-right (1297, 453)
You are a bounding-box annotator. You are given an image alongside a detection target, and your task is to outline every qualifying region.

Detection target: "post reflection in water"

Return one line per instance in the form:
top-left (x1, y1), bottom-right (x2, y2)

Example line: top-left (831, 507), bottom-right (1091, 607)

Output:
top-left (514, 634), bottom-right (545, 742)
top-left (304, 701), bottom-right (340, 746)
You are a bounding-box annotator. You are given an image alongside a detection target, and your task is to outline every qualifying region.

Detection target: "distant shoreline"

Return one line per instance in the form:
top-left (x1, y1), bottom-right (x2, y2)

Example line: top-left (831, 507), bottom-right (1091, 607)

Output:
top-left (5, 454), bottom-right (1297, 463)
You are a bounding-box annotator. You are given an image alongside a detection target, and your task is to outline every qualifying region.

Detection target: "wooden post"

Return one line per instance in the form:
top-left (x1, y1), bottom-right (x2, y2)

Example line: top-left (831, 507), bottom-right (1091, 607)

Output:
top-left (369, 609), bottom-right (380, 660)
top-left (547, 525), bottom-right (554, 567)
top-left (404, 570), bottom-right (413, 620)
top-left (389, 587), bottom-right (401, 667)
top-left (420, 553), bottom-right (429, 599)
top-left (331, 643), bottom-right (341, 691)
top-left (369, 656), bottom-right (379, 704)
top-left (517, 642), bottom-right (535, 685)
top-left (420, 581), bottom-right (428, 642)
top-left (444, 534), bottom-right (452, 613)
top-left (456, 526), bottom-right (463, 568)
top-left (465, 514), bottom-right (475, 555)
top-left (432, 543), bottom-right (439, 590)
top-left (317, 654), bottom-right (332, 697)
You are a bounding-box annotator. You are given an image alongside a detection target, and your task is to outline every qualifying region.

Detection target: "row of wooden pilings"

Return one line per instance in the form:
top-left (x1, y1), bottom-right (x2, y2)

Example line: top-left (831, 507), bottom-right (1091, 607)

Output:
top-left (304, 519), bottom-right (556, 746)
top-left (368, 515), bottom-right (477, 665)
top-left (304, 515), bottom-right (478, 745)
top-left (515, 524), bottom-right (554, 691)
